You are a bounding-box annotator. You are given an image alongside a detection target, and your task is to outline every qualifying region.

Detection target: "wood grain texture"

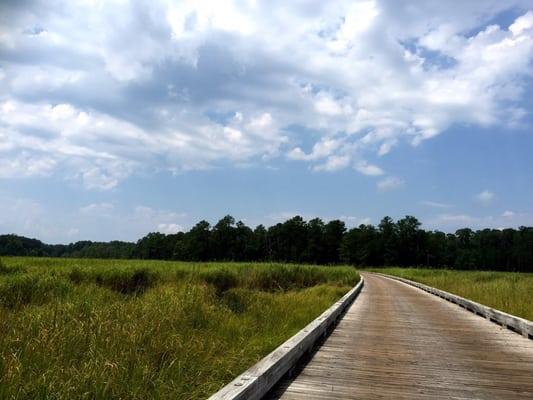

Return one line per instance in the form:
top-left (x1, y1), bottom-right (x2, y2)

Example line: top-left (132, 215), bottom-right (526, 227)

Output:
top-left (267, 273), bottom-right (533, 400)
top-left (208, 278), bottom-right (364, 400)
top-left (376, 272), bottom-right (533, 339)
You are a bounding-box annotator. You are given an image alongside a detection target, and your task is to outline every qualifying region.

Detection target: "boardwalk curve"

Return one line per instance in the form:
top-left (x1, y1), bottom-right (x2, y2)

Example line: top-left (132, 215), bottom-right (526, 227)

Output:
top-left (268, 272), bottom-right (533, 399)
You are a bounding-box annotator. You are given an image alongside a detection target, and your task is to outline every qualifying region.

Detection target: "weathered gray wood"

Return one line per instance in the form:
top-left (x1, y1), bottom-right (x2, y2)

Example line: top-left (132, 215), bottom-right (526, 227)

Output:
top-left (375, 272), bottom-right (533, 339)
top-left (208, 278), bottom-right (364, 400)
top-left (268, 273), bottom-right (533, 400)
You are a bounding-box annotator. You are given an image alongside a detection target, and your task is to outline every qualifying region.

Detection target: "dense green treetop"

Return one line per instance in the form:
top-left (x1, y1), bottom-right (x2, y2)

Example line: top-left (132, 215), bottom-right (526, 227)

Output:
top-left (1, 216), bottom-right (532, 272)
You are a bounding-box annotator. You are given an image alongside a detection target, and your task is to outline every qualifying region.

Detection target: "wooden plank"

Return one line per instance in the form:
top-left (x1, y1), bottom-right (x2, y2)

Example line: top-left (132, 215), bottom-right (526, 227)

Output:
top-left (208, 278), bottom-right (364, 400)
top-left (268, 273), bottom-right (533, 400)
top-left (376, 272), bottom-right (533, 339)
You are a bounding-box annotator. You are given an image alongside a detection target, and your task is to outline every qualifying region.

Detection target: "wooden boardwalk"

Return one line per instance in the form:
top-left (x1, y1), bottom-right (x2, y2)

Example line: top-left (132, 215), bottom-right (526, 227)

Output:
top-left (267, 273), bottom-right (533, 399)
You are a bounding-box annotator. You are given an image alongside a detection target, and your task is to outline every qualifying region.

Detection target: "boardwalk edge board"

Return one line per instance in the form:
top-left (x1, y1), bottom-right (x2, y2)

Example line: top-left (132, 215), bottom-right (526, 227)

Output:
top-left (375, 272), bottom-right (533, 339)
top-left (207, 277), bottom-right (364, 400)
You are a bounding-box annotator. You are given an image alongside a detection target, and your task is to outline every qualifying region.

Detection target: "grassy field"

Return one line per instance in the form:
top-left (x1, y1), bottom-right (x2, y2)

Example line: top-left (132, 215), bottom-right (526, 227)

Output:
top-left (374, 267), bottom-right (533, 321)
top-left (0, 257), bottom-right (359, 400)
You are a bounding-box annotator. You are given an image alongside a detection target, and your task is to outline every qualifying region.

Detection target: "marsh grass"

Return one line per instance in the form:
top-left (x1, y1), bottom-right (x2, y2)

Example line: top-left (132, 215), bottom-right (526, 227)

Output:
top-left (374, 267), bottom-right (533, 320)
top-left (0, 258), bottom-right (25, 275)
top-left (0, 257), bottom-right (358, 399)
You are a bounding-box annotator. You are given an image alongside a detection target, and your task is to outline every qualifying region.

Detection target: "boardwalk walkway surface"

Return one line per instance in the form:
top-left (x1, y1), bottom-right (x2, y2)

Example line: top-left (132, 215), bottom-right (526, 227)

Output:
top-left (268, 273), bottom-right (533, 400)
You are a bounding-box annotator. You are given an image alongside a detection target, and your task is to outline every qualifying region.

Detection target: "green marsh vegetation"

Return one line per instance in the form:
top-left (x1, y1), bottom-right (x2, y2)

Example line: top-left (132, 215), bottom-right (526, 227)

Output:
top-left (375, 267), bottom-right (533, 320)
top-left (0, 257), bottom-right (359, 399)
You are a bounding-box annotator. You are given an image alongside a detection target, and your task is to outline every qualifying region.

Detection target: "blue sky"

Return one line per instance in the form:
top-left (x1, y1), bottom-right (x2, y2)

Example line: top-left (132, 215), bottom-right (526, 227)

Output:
top-left (1, 0), bottom-right (533, 243)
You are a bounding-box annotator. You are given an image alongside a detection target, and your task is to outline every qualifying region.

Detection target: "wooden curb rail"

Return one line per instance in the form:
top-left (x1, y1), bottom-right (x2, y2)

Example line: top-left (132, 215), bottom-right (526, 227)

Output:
top-left (208, 277), bottom-right (364, 400)
top-left (374, 272), bottom-right (533, 339)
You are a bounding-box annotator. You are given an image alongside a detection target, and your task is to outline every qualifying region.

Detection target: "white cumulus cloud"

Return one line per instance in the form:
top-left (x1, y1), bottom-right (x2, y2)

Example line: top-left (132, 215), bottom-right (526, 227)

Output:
top-left (355, 161), bottom-right (384, 176)
top-left (476, 190), bottom-right (495, 204)
top-left (157, 223), bottom-right (184, 234)
top-left (0, 0), bottom-right (532, 186)
top-left (377, 176), bottom-right (404, 191)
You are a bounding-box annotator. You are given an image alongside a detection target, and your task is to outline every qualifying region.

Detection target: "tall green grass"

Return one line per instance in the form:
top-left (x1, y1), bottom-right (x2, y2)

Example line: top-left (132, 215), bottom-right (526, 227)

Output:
top-left (0, 257), bottom-right (359, 399)
top-left (374, 267), bottom-right (533, 320)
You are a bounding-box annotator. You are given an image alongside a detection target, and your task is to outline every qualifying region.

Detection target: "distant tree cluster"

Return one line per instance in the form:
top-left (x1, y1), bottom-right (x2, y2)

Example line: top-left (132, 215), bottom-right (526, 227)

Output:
top-left (0, 236), bottom-right (135, 259)
top-left (1, 215), bottom-right (532, 272)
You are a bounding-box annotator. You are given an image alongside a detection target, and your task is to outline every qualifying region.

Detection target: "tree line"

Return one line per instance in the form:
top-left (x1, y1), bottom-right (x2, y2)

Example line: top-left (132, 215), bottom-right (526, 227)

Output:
top-left (1, 215), bottom-right (532, 272)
